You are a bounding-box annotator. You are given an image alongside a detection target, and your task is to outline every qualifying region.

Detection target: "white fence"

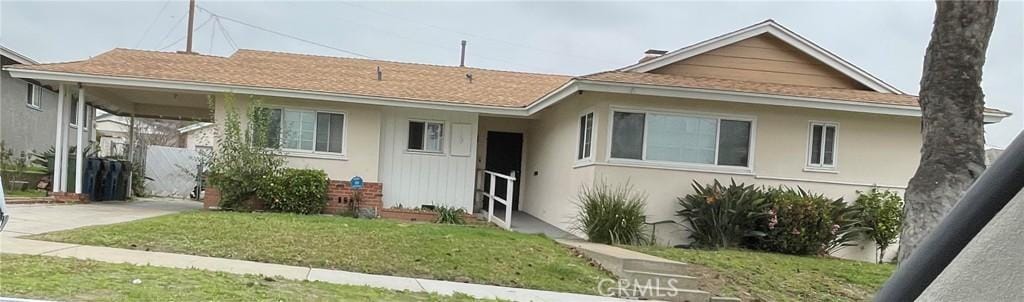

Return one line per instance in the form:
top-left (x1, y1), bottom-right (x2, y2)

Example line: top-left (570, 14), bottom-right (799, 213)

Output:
top-left (144, 145), bottom-right (200, 198)
top-left (482, 170), bottom-right (516, 230)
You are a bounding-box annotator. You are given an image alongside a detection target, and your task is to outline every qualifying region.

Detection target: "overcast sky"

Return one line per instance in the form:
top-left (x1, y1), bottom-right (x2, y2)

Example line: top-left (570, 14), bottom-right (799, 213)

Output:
top-left (2, 1), bottom-right (1021, 147)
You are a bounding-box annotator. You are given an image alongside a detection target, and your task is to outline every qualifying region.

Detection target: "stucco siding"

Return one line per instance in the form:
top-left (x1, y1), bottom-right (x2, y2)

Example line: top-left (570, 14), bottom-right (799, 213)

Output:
top-left (213, 95), bottom-right (382, 182)
top-left (1, 69), bottom-right (59, 153)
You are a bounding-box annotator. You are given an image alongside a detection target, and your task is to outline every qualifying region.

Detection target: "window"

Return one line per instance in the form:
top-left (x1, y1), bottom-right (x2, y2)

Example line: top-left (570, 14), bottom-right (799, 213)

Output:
top-left (68, 99), bottom-right (90, 129)
top-left (26, 83), bottom-right (40, 109)
top-left (408, 120), bottom-right (444, 152)
top-left (263, 108), bottom-right (345, 154)
top-left (807, 122), bottom-right (838, 169)
top-left (577, 112), bottom-right (594, 160)
top-left (610, 110), bottom-right (752, 167)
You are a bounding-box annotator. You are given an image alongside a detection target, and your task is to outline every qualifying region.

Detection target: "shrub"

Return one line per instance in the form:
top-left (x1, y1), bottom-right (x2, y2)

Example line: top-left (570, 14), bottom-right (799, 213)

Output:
top-left (676, 179), bottom-right (769, 249)
top-left (206, 94), bottom-right (285, 210)
top-left (434, 206), bottom-right (467, 224)
top-left (259, 168), bottom-right (329, 214)
top-left (854, 188), bottom-right (904, 263)
top-left (750, 187), bottom-right (863, 255)
top-left (573, 180), bottom-right (649, 245)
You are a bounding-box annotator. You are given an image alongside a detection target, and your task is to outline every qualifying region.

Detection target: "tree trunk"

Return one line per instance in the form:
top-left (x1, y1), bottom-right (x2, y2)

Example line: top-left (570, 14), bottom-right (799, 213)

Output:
top-left (899, 0), bottom-right (998, 262)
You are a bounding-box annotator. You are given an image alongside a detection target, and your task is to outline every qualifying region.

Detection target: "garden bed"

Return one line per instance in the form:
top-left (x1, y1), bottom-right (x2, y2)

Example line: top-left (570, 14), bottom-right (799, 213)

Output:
top-left (30, 211), bottom-right (612, 294)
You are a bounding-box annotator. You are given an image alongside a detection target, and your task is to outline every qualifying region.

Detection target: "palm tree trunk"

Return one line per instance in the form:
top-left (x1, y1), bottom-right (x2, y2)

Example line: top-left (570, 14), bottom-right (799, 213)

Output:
top-left (899, 0), bottom-right (998, 262)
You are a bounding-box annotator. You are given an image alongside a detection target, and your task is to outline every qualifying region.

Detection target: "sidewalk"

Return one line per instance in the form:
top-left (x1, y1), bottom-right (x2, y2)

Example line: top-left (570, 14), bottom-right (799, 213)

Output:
top-left (1, 236), bottom-right (627, 302)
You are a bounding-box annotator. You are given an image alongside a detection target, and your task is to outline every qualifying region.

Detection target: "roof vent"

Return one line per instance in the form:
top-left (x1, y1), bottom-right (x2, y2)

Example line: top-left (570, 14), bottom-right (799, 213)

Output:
top-left (639, 49), bottom-right (668, 63)
top-left (376, 66), bottom-right (382, 81)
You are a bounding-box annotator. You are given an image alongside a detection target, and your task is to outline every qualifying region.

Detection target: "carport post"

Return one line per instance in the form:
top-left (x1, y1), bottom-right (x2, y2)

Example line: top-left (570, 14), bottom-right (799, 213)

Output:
top-left (127, 114), bottom-right (135, 197)
top-left (74, 86), bottom-right (86, 194)
top-left (51, 84), bottom-right (66, 193)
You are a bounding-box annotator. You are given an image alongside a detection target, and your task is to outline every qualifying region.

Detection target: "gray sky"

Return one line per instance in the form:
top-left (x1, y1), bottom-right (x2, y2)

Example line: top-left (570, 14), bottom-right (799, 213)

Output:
top-left (2, 1), bottom-right (1022, 147)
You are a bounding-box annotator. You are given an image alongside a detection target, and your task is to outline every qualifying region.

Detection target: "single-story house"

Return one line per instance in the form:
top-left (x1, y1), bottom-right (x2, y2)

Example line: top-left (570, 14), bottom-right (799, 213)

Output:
top-left (5, 20), bottom-right (1010, 261)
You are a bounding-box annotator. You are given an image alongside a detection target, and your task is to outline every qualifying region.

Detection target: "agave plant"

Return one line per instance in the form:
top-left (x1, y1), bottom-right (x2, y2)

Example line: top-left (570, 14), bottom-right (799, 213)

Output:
top-left (434, 206), bottom-right (467, 225)
top-left (676, 179), bottom-right (769, 249)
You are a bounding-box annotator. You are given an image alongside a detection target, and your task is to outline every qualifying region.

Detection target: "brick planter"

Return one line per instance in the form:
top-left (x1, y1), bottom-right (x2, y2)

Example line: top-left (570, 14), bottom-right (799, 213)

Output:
top-left (202, 179), bottom-right (384, 215)
top-left (51, 192), bottom-right (88, 204)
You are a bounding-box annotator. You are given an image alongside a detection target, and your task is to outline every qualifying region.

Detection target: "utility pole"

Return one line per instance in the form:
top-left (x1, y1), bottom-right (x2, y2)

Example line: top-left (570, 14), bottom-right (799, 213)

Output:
top-left (186, 0), bottom-right (196, 53)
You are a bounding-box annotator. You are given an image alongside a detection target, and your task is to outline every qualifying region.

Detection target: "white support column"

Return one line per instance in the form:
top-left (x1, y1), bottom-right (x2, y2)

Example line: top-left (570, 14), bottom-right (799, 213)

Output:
top-left (127, 115), bottom-right (136, 197)
top-left (58, 90), bottom-right (71, 192)
top-left (52, 85), bottom-right (66, 193)
top-left (74, 86), bottom-right (86, 194)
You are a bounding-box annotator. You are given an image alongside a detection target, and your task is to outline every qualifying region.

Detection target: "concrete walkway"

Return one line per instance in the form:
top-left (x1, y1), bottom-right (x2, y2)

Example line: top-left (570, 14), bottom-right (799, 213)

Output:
top-left (1, 200), bottom-right (628, 302)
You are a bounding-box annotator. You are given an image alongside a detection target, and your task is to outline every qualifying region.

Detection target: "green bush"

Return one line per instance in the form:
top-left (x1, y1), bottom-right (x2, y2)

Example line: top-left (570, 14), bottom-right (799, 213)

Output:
top-left (206, 94), bottom-right (285, 210)
top-left (259, 168), bottom-right (329, 214)
top-left (573, 180), bottom-right (649, 245)
top-left (854, 188), bottom-right (903, 263)
top-left (750, 187), bottom-right (863, 255)
top-left (676, 179), bottom-right (769, 249)
top-left (434, 206), bottom-right (467, 224)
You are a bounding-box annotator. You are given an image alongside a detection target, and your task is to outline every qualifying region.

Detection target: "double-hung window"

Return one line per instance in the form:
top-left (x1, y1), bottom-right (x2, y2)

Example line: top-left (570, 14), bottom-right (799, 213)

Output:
top-left (69, 98), bottom-right (90, 129)
top-left (807, 122), bottom-right (837, 169)
top-left (577, 112), bottom-right (594, 160)
top-left (408, 120), bottom-right (444, 153)
top-left (26, 83), bottom-right (41, 109)
top-left (263, 108), bottom-right (345, 154)
top-left (610, 110), bottom-right (752, 168)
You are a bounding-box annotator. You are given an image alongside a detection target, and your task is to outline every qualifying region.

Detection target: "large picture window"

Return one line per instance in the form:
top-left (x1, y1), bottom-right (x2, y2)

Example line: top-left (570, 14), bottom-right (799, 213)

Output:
top-left (408, 120), bottom-right (444, 153)
top-left (807, 122), bottom-right (837, 169)
top-left (610, 110), bottom-right (752, 168)
top-left (577, 112), bottom-right (594, 160)
top-left (263, 108), bottom-right (345, 154)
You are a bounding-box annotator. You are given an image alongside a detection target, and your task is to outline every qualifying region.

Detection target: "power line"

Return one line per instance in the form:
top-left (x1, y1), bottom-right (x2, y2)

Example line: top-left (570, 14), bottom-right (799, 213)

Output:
top-left (198, 6), bottom-right (374, 59)
top-left (215, 17), bottom-right (239, 51)
top-left (155, 12), bottom-right (189, 49)
top-left (336, 2), bottom-right (620, 66)
top-left (159, 14), bottom-right (215, 51)
top-left (134, 0), bottom-right (173, 48)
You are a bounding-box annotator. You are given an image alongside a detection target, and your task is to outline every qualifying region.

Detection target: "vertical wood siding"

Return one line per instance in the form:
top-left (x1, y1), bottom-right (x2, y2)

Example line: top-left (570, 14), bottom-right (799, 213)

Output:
top-left (378, 107), bottom-right (478, 210)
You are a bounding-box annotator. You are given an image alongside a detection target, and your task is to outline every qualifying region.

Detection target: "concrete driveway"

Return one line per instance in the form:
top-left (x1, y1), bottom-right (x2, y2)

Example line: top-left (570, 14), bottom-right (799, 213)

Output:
top-left (1, 198), bottom-right (201, 237)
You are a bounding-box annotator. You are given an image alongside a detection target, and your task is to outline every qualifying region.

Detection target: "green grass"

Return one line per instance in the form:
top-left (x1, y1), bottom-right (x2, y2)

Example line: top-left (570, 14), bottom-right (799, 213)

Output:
top-left (0, 254), bottom-right (488, 301)
top-left (4, 189), bottom-right (47, 197)
top-left (627, 246), bottom-right (895, 301)
top-left (30, 211), bottom-right (612, 294)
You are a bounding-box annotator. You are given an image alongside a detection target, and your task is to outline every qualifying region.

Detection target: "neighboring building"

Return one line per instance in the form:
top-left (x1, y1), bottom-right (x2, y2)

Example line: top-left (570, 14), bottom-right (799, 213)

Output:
top-left (6, 20), bottom-right (1011, 261)
top-left (95, 113), bottom-right (131, 157)
top-left (1, 45), bottom-right (97, 156)
top-left (178, 122), bottom-right (215, 152)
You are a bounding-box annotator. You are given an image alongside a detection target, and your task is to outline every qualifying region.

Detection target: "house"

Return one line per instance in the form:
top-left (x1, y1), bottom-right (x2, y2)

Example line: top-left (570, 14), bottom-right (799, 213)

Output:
top-left (1, 46), bottom-right (97, 156)
top-left (5, 20), bottom-right (1010, 261)
top-left (178, 122), bottom-right (215, 152)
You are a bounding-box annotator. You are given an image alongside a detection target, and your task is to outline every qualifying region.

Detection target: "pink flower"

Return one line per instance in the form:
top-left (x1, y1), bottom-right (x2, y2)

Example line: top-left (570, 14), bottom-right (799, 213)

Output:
top-left (831, 224), bottom-right (840, 235)
top-left (767, 209), bottom-right (778, 230)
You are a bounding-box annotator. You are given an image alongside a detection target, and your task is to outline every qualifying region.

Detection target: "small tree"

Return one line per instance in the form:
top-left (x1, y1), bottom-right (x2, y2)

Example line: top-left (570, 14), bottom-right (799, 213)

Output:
top-left (855, 188), bottom-right (904, 263)
top-left (205, 93), bottom-right (284, 210)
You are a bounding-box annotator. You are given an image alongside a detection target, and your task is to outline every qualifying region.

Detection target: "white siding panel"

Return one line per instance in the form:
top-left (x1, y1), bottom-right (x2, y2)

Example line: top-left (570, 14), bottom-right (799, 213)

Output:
top-left (379, 107), bottom-right (478, 210)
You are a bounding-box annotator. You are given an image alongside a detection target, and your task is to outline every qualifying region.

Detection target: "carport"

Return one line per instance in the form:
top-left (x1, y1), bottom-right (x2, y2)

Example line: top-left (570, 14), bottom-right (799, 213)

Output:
top-left (4, 69), bottom-right (212, 198)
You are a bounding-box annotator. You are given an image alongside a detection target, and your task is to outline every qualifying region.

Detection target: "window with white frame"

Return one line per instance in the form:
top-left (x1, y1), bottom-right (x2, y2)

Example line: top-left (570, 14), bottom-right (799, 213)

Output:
top-left (68, 99), bottom-right (91, 129)
top-left (263, 108), bottom-right (345, 154)
top-left (807, 122), bottom-right (837, 169)
top-left (610, 110), bottom-right (752, 167)
top-left (408, 120), bottom-right (444, 152)
top-left (577, 112), bottom-right (594, 160)
top-left (26, 83), bottom-right (41, 109)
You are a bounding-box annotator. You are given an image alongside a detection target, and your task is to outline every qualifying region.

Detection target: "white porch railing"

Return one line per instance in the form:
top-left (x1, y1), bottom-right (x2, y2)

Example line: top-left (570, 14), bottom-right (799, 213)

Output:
top-left (482, 170), bottom-right (516, 230)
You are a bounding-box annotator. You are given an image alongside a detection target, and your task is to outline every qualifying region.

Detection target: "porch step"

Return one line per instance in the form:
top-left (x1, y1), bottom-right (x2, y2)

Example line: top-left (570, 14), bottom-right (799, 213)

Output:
top-left (623, 258), bottom-right (693, 276)
top-left (622, 269), bottom-right (699, 290)
top-left (615, 285), bottom-right (711, 302)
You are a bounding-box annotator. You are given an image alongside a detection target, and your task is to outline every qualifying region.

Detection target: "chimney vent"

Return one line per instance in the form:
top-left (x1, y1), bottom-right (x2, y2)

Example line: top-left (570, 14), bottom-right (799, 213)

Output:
top-left (376, 66), bottom-right (382, 81)
top-left (639, 49), bottom-right (668, 63)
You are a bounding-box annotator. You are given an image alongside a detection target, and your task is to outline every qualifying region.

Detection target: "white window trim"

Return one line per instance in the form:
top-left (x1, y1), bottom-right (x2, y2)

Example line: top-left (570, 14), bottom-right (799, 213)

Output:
top-left (606, 106), bottom-right (756, 172)
top-left (69, 103), bottom-right (91, 130)
top-left (805, 121), bottom-right (839, 171)
top-left (406, 119), bottom-right (446, 154)
top-left (26, 83), bottom-right (41, 110)
top-left (267, 106), bottom-right (349, 158)
top-left (575, 110), bottom-right (596, 163)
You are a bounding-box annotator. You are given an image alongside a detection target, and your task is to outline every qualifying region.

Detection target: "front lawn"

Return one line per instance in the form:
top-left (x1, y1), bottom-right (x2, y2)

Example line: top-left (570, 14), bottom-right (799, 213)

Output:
top-left (30, 211), bottom-right (611, 294)
top-left (4, 189), bottom-right (47, 197)
top-left (0, 254), bottom-right (485, 301)
top-left (628, 246), bottom-right (895, 301)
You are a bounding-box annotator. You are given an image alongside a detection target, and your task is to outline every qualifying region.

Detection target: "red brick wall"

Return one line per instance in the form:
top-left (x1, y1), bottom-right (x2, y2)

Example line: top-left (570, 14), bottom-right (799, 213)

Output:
top-left (202, 180), bottom-right (383, 215)
top-left (51, 192), bottom-right (88, 204)
top-left (324, 180), bottom-right (384, 215)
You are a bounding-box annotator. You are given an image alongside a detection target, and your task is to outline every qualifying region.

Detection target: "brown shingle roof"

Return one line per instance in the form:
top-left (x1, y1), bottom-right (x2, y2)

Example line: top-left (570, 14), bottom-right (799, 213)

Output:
top-left (582, 71), bottom-right (1007, 114)
top-left (13, 48), bottom-right (572, 108)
